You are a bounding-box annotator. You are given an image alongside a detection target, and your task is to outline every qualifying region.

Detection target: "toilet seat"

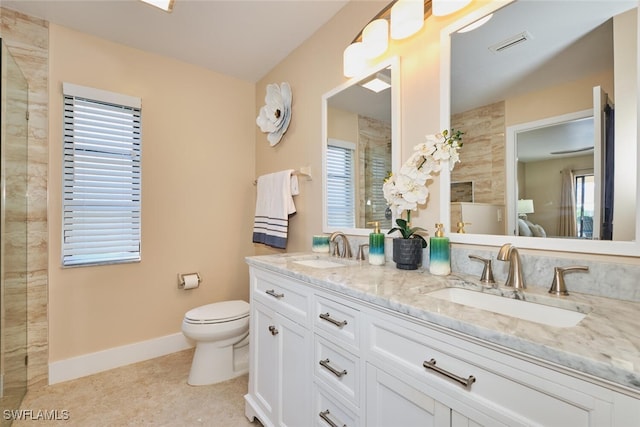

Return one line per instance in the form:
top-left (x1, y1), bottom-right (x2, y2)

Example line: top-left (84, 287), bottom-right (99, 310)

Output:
top-left (184, 300), bottom-right (249, 325)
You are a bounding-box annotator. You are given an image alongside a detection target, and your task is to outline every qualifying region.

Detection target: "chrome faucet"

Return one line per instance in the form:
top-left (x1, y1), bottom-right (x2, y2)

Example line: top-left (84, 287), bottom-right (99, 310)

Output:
top-left (497, 243), bottom-right (525, 290)
top-left (329, 232), bottom-right (352, 258)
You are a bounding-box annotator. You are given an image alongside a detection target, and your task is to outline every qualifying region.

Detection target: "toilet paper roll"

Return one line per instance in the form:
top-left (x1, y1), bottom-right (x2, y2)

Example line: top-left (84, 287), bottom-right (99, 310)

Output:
top-left (180, 273), bottom-right (200, 290)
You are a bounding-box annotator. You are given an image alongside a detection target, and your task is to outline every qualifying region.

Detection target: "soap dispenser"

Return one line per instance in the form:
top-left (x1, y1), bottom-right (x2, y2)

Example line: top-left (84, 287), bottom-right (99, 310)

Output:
top-left (429, 223), bottom-right (450, 275)
top-left (367, 221), bottom-right (385, 266)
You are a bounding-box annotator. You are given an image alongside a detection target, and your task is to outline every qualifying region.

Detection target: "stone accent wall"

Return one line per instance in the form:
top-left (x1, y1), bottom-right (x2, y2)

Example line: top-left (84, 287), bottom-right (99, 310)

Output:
top-left (1, 7), bottom-right (49, 387)
top-left (451, 101), bottom-right (505, 205)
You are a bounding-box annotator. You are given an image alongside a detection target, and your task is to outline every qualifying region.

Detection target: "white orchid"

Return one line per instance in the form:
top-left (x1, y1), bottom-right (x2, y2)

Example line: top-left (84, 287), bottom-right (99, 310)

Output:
top-left (256, 82), bottom-right (292, 146)
top-left (383, 129), bottom-right (464, 225)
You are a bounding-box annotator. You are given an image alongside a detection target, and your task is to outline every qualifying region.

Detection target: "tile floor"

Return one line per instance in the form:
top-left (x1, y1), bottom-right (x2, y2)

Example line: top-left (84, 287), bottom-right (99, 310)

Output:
top-left (10, 349), bottom-right (259, 426)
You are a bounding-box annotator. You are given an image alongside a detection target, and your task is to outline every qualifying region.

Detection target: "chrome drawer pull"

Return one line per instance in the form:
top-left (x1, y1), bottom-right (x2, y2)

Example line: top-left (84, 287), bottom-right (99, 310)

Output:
top-left (319, 409), bottom-right (346, 427)
top-left (265, 289), bottom-right (284, 299)
top-left (319, 312), bottom-right (348, 328)
top-left (319, 358), bottom-right (347, 378)
top-left (268, 325), bottom-right (278, 336)
top-left (423, 358), bottom-right (476, 390)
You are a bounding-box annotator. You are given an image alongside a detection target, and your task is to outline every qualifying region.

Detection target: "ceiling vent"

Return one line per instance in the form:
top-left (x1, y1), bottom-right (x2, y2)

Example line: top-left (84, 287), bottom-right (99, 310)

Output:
top-left (489, 31), bottom-right (533, 53)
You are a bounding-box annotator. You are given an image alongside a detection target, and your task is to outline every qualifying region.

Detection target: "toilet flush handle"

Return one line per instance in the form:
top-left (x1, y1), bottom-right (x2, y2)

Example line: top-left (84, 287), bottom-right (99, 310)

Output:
top-left (268, 325), bottom-right (279, 336)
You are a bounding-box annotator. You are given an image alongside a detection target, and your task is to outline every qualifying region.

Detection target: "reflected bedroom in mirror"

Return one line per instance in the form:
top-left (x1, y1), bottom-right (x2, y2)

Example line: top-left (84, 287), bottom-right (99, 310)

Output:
top-left (448, 0), bottom-right (637, 243)
top-left (322, 57), bottom-right (399, 235)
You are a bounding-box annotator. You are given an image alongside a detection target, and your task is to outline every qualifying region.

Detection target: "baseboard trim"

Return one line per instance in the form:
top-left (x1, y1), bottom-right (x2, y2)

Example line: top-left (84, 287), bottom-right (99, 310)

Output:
top-left (48, 333), bottom-right (194, 385)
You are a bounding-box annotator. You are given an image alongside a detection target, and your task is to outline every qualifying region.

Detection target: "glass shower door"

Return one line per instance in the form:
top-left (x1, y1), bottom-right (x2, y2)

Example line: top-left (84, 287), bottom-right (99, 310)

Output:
top-left (0, 38), bottom-right (29, 424)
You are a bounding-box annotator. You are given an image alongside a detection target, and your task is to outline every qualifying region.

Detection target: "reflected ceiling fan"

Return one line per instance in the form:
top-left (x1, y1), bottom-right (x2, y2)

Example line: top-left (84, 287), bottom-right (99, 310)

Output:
top-left (550, 146), bottom-right (594, 155)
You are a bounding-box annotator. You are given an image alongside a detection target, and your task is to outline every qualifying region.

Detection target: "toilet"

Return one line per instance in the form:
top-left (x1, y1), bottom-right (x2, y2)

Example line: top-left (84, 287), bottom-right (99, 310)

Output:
top-left (181, 300), bottom-right (250, 386)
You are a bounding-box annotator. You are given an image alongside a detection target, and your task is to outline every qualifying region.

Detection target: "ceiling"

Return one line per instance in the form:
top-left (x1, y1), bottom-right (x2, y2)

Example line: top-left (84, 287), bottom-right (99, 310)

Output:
top-left (1, 0), bottom-right (351, 82)
top-left (451, 0), bottom-right (635, 161)
top-left (451, 0), bottom-right (636, 114)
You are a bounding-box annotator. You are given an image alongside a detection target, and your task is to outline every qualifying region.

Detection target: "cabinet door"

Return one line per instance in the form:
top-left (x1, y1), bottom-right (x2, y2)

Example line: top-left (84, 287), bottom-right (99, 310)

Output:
top-left (251, 300), bottom-right (279, 423)
top-left (279, 313), bottom-right (312, 427)
top-left (366, 363), bottom-right (450, 427)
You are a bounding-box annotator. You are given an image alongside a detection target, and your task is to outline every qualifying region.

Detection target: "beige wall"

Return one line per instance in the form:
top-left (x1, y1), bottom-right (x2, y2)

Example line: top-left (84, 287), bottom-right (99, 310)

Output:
top-left (48, 25), bottom-right (256, 361)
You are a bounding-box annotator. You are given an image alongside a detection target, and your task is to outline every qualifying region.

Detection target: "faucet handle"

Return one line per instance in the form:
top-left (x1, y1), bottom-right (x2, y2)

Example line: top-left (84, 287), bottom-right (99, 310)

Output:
top-left (468, 255), bottom-right (495, 284)
top-left (357, 244), bottom-right (369, 261)
top-left (549, 265), bottom-right (589, 296)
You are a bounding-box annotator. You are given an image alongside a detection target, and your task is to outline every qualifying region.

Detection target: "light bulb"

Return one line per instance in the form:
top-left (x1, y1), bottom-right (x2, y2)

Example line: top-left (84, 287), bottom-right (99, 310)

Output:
top-left (391, 0), bottom-right (424, 40)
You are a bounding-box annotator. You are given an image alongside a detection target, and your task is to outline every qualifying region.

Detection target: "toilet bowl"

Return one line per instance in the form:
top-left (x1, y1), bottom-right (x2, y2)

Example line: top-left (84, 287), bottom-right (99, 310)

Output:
top-left (181, 300), bottom-right (250, 386)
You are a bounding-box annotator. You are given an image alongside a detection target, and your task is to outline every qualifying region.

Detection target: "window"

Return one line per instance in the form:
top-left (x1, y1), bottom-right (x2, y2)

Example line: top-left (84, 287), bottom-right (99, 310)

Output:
top-left (62, 83), bottom-right (142, 266)
top-left (575, 173), bottom-right (595, 238)
top-left (326, 139), bottom-right (355, 228)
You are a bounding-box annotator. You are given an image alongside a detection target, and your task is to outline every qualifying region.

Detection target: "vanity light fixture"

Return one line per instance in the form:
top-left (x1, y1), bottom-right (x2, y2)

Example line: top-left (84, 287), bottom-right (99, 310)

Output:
top-left (140, 0), bottom-right (174, 12)
top-left (363, 19), bottom-right (390, 58)
top-left (432, 0), bottom-right (472, 17)
top-left (344, 0), bottom-right (472, 78)
top-left (390, 0), bottom-right (425, 40)
top-left (360, 72), bottom-right (392, 93)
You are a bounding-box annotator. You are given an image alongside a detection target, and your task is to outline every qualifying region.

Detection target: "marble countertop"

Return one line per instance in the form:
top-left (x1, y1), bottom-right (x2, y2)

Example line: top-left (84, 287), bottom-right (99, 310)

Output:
top-left (246, 253), bottom-right (640, 396)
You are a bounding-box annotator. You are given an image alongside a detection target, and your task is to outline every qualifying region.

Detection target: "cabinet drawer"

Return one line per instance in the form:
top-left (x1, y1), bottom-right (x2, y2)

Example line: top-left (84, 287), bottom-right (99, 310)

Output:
top-left (314, 383), bottom-right (360, 427)
top-left (251, 268), bottom-right (310, 325)
top-left (314, 295), bottom-right (360, 351)
top-left (314, 335), bottom-right (360, 407)
top-left (366, 316), bottom-right (610, 427)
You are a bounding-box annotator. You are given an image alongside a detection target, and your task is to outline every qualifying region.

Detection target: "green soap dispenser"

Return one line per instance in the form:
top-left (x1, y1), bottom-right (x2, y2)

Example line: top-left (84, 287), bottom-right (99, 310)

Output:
top-left (367, 221), bottom-right (385, 266)
top-left (429, 223), bottom-right (450, 275)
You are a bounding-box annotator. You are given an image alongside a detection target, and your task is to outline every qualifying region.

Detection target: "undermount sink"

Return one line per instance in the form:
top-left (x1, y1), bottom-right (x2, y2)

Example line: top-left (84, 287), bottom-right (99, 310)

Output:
top-left (428, 287), bottom-right (587, 328)
top-left (293, 259), bottom-right (347, 269)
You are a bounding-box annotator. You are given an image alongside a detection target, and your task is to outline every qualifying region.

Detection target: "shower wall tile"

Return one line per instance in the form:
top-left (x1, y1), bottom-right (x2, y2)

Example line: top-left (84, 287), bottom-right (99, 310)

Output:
top-left (1, 7), bottom-right (49, 387)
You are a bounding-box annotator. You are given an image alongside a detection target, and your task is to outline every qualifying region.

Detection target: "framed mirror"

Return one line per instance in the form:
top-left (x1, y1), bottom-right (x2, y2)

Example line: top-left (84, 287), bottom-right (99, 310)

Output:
top-left (441, 0), bottom-right (640, 256)
top-left (322, 57), bottom-right (400, 236)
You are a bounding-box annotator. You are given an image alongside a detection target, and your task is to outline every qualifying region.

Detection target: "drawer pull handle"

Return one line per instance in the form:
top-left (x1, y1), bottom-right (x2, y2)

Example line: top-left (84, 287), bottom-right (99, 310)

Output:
top-left (319, 358), bottom-right (347, 378)
top-left (268, 325), bottom-right (278, 336)
top-left (265, 289), bottom-right (284, 299)
top-left (319, 312), bottom-right (348, 328)
top-left (423, 358), bottom-right (476, 390)
top-left (319, 409), bottom-right (347, 427)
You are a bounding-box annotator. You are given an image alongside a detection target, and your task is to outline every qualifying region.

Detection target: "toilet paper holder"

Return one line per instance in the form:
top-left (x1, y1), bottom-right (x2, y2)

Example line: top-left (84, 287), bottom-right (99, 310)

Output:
top-left (178, 272), bottom-right (201, 290)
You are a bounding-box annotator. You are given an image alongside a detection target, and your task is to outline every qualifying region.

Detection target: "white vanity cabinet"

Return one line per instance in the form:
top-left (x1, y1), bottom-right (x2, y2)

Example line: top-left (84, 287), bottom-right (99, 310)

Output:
top-left (245, 268), bottom-right (313, 427)
top-left (245, 264), bottom-right (640, 427)
top-left (365, 309), bottom-right (617, 427)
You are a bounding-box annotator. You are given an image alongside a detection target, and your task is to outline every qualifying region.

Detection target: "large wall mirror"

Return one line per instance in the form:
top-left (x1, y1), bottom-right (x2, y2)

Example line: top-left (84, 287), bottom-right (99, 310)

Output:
top-left (322, 57), bottom-right (400, 236)
top-left (442, 0), bottom-right (640, 255)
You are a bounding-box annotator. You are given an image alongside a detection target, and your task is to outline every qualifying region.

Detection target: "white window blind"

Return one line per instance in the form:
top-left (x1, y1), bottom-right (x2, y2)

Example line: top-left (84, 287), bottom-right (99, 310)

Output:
top-left (62, 83), bottom-right (142, 267)
top-left (327, 139), bottom-right (355, 228)
top-left (369, 156), bottom-right (388, 224)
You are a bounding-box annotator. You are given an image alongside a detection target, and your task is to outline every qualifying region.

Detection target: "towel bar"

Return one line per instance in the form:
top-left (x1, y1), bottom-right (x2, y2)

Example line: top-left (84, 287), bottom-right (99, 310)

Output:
top-left (253, 167), bottom-right (312, 185)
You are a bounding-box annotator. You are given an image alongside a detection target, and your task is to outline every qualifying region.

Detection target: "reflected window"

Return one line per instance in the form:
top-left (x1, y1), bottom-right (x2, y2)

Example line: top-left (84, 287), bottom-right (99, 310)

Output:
top-left (575, 174), bottom-right (595, 238)
top-left (327, 139), bottom-right (355, 228)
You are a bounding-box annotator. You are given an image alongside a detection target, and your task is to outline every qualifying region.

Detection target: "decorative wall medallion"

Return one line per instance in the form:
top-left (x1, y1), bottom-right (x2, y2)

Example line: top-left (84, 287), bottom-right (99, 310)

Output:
top-left (256, 82), bottom-right (292, 146)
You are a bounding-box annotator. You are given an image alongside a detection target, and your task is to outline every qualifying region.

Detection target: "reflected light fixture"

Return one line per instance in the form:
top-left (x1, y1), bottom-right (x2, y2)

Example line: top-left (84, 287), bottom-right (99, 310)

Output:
top-left (140, 0), bottom-right (175, 12)
top-left (360, 72), bottom-right (392, 93)
top-left (343, 0), bottom-right (472, 78)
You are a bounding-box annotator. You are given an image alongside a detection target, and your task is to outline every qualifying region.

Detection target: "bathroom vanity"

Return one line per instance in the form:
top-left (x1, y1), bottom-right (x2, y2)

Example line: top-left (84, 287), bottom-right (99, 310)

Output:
top-left (244, 253), bottom-right (640, 427)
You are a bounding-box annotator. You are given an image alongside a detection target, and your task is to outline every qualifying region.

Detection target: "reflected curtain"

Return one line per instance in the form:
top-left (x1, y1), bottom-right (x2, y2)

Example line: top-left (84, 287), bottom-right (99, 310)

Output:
top-left (558, 168), bottom-right (577, 237)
